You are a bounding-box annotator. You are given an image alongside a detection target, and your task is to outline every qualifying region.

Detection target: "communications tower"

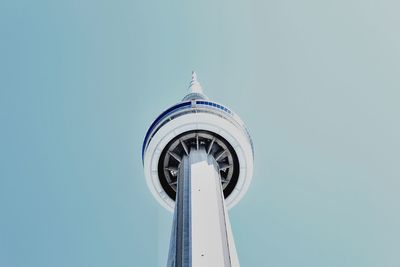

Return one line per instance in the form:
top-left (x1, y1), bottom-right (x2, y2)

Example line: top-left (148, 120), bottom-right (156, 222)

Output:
top-left (142, 72), bottom-right (254, 267)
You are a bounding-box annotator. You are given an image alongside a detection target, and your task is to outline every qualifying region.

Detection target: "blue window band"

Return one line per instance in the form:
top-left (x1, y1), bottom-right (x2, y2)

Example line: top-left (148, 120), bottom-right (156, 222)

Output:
top-left (142, 100), bottom-right (234, 161)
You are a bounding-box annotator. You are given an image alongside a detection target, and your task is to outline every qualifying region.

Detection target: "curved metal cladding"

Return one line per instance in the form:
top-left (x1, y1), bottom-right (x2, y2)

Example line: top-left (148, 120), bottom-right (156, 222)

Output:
top-left (142, 100), bottom-right (254, 161)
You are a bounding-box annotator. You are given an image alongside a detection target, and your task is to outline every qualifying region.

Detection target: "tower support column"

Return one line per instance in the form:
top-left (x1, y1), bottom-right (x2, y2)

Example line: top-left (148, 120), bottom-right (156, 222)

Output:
top-left (167, 148), bottom-right (240, 267)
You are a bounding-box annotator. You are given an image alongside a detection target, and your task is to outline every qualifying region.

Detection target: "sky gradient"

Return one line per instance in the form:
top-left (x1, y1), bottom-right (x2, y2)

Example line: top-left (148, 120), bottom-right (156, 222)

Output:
top-left (1, 0), bottom-right (400, 266)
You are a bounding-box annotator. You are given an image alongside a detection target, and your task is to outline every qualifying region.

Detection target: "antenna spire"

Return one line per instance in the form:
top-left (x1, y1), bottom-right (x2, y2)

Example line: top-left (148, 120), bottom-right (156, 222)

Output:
top-left (182, 71), bottom-right (207, 101)
top-left (188, 71), bottom-right (203, 94)
top-left (191, 71), bottom-right (198, 83)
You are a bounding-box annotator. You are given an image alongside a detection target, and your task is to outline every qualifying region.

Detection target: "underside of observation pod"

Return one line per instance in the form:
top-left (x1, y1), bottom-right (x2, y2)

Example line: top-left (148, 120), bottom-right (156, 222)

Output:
top-left (142, 72), bottom-right (254, 212)
top-left (158, 130), bottom-right (240, 201)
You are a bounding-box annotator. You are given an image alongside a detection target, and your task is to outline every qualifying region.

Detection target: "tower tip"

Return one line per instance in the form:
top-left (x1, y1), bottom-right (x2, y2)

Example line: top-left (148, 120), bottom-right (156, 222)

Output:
top-left (188, 71), bottom-right (203, 94)
top-left (191, 71), bottom-right (197, 83)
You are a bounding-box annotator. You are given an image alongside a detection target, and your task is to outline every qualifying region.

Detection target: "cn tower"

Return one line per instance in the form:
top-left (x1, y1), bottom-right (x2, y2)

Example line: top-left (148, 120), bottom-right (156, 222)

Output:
top-left (142, 72), bottom-right (254, 267)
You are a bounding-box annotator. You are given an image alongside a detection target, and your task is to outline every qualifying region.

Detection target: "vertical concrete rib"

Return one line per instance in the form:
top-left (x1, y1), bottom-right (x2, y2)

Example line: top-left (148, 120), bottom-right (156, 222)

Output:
top-left (167, 148), bottom-right (239, 267)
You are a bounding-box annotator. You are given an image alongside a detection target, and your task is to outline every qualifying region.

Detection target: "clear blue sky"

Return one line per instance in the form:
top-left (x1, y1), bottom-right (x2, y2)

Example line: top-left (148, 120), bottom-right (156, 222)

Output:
top-left (1, 0), bottom-right (399, 266)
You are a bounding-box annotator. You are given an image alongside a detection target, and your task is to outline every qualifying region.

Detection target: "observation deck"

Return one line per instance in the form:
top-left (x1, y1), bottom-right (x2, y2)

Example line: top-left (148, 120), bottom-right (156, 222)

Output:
top-left (142, 73), bottom-right (254, 211)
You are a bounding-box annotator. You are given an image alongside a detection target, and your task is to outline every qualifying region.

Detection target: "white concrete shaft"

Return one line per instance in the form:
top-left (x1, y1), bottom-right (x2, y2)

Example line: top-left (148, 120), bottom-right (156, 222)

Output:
top-left (167, 148), bottom-right (239, 267)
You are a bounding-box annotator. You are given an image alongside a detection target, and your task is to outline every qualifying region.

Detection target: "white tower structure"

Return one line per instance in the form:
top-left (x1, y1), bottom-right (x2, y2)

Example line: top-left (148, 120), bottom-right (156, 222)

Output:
top-left (142, 72), bottom-right (254, 267)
